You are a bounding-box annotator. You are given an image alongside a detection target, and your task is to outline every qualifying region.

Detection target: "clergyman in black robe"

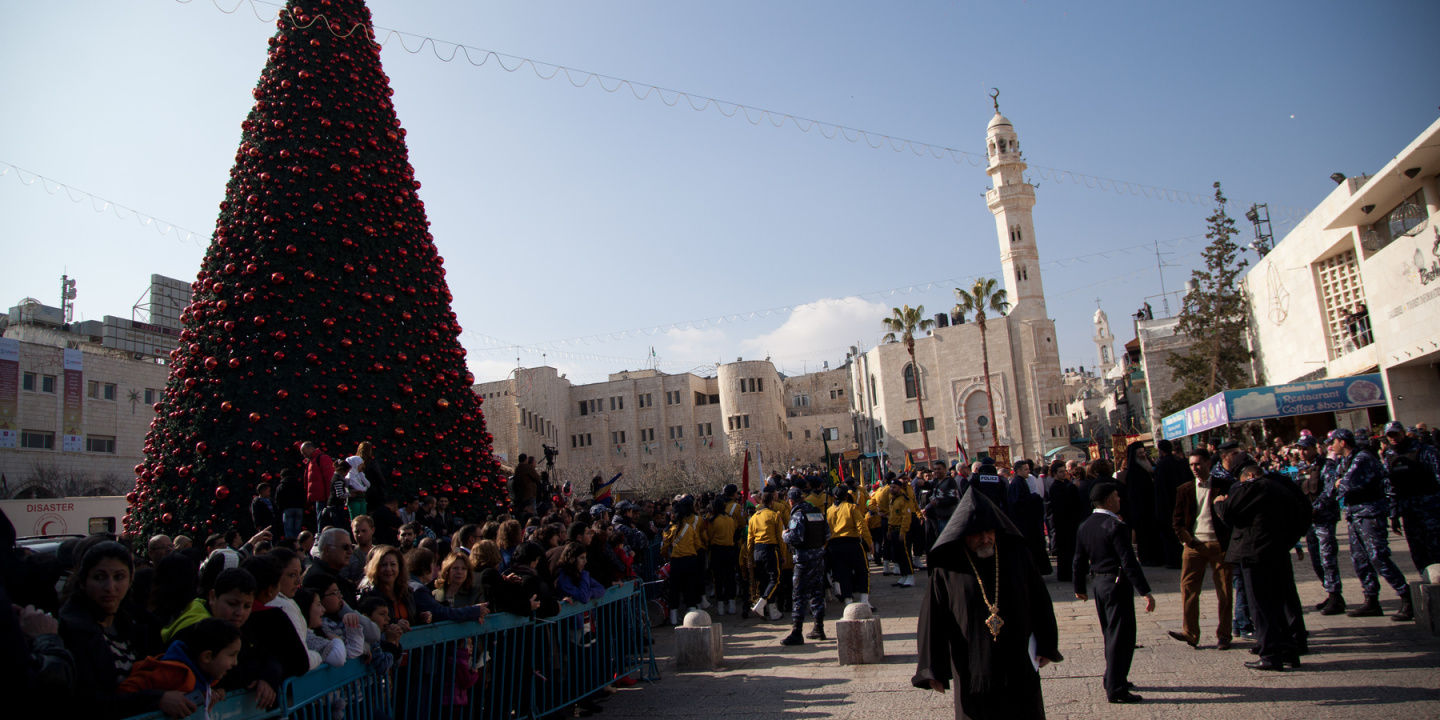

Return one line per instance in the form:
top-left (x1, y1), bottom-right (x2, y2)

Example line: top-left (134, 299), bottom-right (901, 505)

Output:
top-left (1117, 442), bottom-right (1164, 566)
top-left (913, 487), bottom-right (1062, 720)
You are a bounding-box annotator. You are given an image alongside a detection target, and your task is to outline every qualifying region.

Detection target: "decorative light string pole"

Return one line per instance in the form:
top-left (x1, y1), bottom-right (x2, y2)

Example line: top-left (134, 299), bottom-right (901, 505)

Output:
top-left (127, 0), bottom-right (504, 540)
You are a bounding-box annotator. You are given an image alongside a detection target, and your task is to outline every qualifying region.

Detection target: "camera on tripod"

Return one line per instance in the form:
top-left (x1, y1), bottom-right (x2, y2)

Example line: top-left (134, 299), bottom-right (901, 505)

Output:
top-left (541, 444), bottom-right (558, 467)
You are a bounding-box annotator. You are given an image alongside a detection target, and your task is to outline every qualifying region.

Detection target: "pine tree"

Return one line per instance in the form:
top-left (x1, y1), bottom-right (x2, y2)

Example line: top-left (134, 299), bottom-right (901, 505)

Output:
top-left (1162, 182), bottom-right (1253, 414)
top-left (126, 0), bottom-right (503, 540)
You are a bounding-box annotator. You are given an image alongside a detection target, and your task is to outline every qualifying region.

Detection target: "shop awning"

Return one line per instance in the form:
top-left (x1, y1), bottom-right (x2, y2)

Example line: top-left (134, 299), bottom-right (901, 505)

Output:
top-left (1159, 373), bottom-right (1388, 439)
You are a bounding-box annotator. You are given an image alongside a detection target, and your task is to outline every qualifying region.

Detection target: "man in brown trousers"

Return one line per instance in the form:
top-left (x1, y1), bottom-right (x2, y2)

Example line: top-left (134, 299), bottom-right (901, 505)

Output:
top-left (1170, 447), bottom-right (1234, 650)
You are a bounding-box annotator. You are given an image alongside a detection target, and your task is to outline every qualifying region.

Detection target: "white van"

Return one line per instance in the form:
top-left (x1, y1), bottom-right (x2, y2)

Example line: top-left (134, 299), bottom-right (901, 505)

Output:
top-left (0, 496), bottom-right (130, 538)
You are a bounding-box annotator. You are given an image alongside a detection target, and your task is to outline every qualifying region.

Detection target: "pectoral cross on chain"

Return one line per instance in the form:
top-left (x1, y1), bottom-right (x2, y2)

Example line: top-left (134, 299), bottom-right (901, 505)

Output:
top-left (985, 605), bottom-right (1004, 639)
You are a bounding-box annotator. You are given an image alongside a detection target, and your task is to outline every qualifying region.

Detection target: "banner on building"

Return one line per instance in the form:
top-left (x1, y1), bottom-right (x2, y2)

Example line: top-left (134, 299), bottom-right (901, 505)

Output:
top-left (1160, 411), bottom-right (1187, 441)
top-left (62, 349), bottom-right (83, 452)
top-left (1224, 373), bottom-right (1387, 422)
top-left (0, 338), bottom-right (17, 448)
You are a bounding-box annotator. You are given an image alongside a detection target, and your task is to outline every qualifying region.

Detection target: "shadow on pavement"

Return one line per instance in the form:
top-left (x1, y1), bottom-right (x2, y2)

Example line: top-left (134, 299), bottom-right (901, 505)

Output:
top-left (1161, 684), bottom-right (1440, 706)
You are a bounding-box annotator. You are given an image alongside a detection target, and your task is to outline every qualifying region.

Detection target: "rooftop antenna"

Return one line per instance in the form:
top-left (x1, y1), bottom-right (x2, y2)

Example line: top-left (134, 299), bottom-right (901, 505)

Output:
top-left (60, 274), bottom-right (77, 323)
top-left (1153, 240), bottom-right (1174, 315)
top-left (1245, 203), bottom-right (1274, 258)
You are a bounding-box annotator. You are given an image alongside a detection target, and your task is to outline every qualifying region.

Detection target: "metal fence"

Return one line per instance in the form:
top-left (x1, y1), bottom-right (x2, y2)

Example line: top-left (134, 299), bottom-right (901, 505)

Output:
top-left (123, 580), bottom-right (656, 720)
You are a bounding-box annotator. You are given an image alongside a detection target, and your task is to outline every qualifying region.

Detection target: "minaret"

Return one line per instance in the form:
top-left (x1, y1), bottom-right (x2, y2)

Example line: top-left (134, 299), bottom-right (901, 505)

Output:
top-left (1093, 307), bottom-right (1116, 373)
top-left (985, 94), bottom-right (1047, 319)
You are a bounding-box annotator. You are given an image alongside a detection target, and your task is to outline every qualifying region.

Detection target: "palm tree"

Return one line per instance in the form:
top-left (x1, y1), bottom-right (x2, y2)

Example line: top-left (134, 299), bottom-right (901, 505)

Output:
top-left (953, 278), bottom-right (1010, 453)
top-left (881, 305), bottom-right (936, 464)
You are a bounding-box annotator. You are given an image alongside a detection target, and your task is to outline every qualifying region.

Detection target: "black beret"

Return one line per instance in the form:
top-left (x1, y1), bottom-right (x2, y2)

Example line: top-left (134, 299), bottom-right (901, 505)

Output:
top-left (1218, 440), bottom-right (1240, 451)
top-left (1089, 482), bottom-right (1119, 503)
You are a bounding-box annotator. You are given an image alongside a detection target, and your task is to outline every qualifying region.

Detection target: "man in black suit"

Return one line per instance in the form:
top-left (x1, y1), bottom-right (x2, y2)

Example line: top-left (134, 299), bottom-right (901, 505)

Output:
top-left (1214, 463), bottom-right (1312, 671)
top-left (1074, 482), bottom-right (1155, 704)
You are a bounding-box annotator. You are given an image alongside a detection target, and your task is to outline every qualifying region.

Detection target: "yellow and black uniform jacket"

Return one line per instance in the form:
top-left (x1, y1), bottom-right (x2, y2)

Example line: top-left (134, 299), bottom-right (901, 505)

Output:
top-left (723, 499), bottom-right (745, 527)
top-left (662, 514), bottom-right (705, 559)
top-left (870, 485), bottom-right (891, 518)
top-left (707, 513), bottom-right (738, 547)
top-left (747, 506), bottom-right (784, 548)
top-left (826, 500), bottom-right (872, 546)
top-left (884, 484), bottom-right (918, 533)
top-left (803, 491), bottom-right (830, 511)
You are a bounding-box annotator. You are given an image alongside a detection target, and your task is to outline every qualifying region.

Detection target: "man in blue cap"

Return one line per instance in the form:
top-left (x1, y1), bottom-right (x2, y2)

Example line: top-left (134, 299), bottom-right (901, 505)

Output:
top-left (1295, 433), bottom-right (1346, 614)
top-left (780, 486), bottom-right (830, 645)
top-left (1331, 428), bottom-right (1412, 620)
top-left (1382, 420), bottom-right (1440, 578)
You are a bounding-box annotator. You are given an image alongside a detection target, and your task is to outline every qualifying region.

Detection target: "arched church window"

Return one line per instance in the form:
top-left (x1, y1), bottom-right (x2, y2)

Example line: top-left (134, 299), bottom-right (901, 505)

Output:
top-left (903, 363), bottom-right (922, 399)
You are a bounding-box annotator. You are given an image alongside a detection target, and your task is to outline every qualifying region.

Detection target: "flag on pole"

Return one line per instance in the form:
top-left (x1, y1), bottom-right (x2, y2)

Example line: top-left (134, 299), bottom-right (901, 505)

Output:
top-left (904, 450), bottom-right (913, 473)
top-left (593, 472), bottom-right (621, 507)
top-left (742, 445), bottom-right (751, 500)
top-left (956, 437), bottom-right (969, 466)
top-left (757, 443), bottom-right (765, 485)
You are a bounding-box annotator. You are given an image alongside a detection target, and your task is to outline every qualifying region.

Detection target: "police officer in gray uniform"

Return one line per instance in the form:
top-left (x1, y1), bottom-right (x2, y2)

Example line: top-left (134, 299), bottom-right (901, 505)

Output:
top-left (1331, 428), bottom-right (1413, 620)
top-left (1383, 421), bottom-right (1440, 579)
top-left (1297, 434), bottom-right (1346, 614)
top-left (781, 486), bottom-right (830, 646)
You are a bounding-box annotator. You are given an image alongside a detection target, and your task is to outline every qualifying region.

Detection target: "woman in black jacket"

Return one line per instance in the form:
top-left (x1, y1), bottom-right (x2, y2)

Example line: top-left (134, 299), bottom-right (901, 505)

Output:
top-left (58, 541), bottom-right (179, 719)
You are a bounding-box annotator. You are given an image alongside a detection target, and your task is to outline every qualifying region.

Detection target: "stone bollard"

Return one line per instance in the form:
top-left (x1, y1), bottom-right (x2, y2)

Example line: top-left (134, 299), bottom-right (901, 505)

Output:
top-left (1416, 564), bottom-right (1440, 637)
top-left (674, 610), bottom-right (724, 671)
top-left (836, 602), bottom-right (885, 665)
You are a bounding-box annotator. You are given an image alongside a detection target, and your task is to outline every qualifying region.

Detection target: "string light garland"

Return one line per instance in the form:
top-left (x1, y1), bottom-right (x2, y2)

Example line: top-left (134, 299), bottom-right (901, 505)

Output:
top-left (3, 148), bottom-right (1216, 369)
top-left (175, 0), bottom-right (1307, 218)
top-left (0, 160), bottom-right (206, 246)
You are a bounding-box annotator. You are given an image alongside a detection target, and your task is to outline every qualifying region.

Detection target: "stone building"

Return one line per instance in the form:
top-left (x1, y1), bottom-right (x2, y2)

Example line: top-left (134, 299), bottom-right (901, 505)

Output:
top-left (472, 359), bottom-right (849, 495)
top-left (849, 106), bottom-right (1068, 465)
top-left (1136, 314), bottom-right (1195, 433)
top-left (1, 319), bottom-right (179, 499)
top-left (781, 365), bottom-right (855, 464)
top-left (1241, 117), bottom-right (1440, 429)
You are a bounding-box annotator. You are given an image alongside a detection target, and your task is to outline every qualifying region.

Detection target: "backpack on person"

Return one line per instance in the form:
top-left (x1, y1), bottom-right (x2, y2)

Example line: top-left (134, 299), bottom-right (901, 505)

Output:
top-left (276, 475), bottom-right (305, 511)
top-left (1388, 448), bottom-right (1440, 498)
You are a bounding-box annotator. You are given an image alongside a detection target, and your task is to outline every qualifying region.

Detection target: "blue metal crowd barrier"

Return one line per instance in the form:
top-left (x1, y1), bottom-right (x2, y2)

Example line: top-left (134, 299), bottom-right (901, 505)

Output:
top-left (637, 536), bottom-right (664, 583)
top-left (122, 580), bottom-right (655, 720)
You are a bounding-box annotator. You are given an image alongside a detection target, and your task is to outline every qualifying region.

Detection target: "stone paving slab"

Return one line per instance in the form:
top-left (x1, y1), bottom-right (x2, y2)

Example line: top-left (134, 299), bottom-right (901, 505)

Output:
top-left (604, 541), bottom-right (1440, 719)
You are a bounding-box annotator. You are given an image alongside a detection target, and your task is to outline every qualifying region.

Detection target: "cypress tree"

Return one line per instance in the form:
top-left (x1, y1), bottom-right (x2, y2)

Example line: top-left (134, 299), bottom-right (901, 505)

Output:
top-left (1162, 182), bottom-right (1254, 414)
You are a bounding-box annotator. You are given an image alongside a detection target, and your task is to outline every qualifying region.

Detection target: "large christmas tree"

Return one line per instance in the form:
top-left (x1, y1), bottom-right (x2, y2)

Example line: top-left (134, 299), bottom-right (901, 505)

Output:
top-left (127, 0), bottom-right (503, 540)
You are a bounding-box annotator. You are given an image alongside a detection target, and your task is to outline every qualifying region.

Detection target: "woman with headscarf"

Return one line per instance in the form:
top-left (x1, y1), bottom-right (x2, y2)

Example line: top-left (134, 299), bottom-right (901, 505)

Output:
top-left (913, 488), bottom-right (1061, 720)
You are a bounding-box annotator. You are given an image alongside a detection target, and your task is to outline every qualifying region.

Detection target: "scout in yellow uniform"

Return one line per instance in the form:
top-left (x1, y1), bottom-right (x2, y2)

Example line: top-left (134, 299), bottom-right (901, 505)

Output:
top-left (706, 497), bottom-right (741, 616)
top-left (884, 476), bottom-right (918, 587)
top-left (662, 495), bottom-right (705, 624)
top-left (870, 479), bottom-right (894, 574)
top-left (746, 491), bottom-right (786, 620)
top-left (802, 475), bottom-right (830, 511)
top-left (866, 505), bottom-right (885, 567)
top-left (826, 484), bottom-right (874, 609)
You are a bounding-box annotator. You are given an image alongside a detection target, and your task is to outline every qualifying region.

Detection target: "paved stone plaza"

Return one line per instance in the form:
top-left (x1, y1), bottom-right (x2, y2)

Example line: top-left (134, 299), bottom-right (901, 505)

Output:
top-left (611, 544), bottom-right (1440, 719)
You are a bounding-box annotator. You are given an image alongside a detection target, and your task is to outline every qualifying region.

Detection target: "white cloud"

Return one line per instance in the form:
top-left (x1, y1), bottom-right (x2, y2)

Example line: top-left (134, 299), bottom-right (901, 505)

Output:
top-left (739, 298), bottom-right (891, 365)
top-left (658, 326), bottom-right (732, 365)
top-left (467, 358), bottom-right (525, 385)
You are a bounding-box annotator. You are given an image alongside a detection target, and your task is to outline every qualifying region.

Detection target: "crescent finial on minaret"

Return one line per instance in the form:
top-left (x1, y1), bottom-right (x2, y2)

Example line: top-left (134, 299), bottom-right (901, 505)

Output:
top-left (989, 88), bottom-right (1000, 113)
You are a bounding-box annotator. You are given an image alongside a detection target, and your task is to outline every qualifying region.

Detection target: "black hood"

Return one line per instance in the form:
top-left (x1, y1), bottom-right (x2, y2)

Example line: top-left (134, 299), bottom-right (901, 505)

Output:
top-left (927, 486), bottom-right (1022, 569)
top-left (1123, 441), bottom-right (1152, 479)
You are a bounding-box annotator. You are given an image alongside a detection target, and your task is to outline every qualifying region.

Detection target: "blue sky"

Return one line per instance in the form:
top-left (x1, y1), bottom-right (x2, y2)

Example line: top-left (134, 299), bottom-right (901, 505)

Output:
top-left (2, 0), bottom-right (1437, 384)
